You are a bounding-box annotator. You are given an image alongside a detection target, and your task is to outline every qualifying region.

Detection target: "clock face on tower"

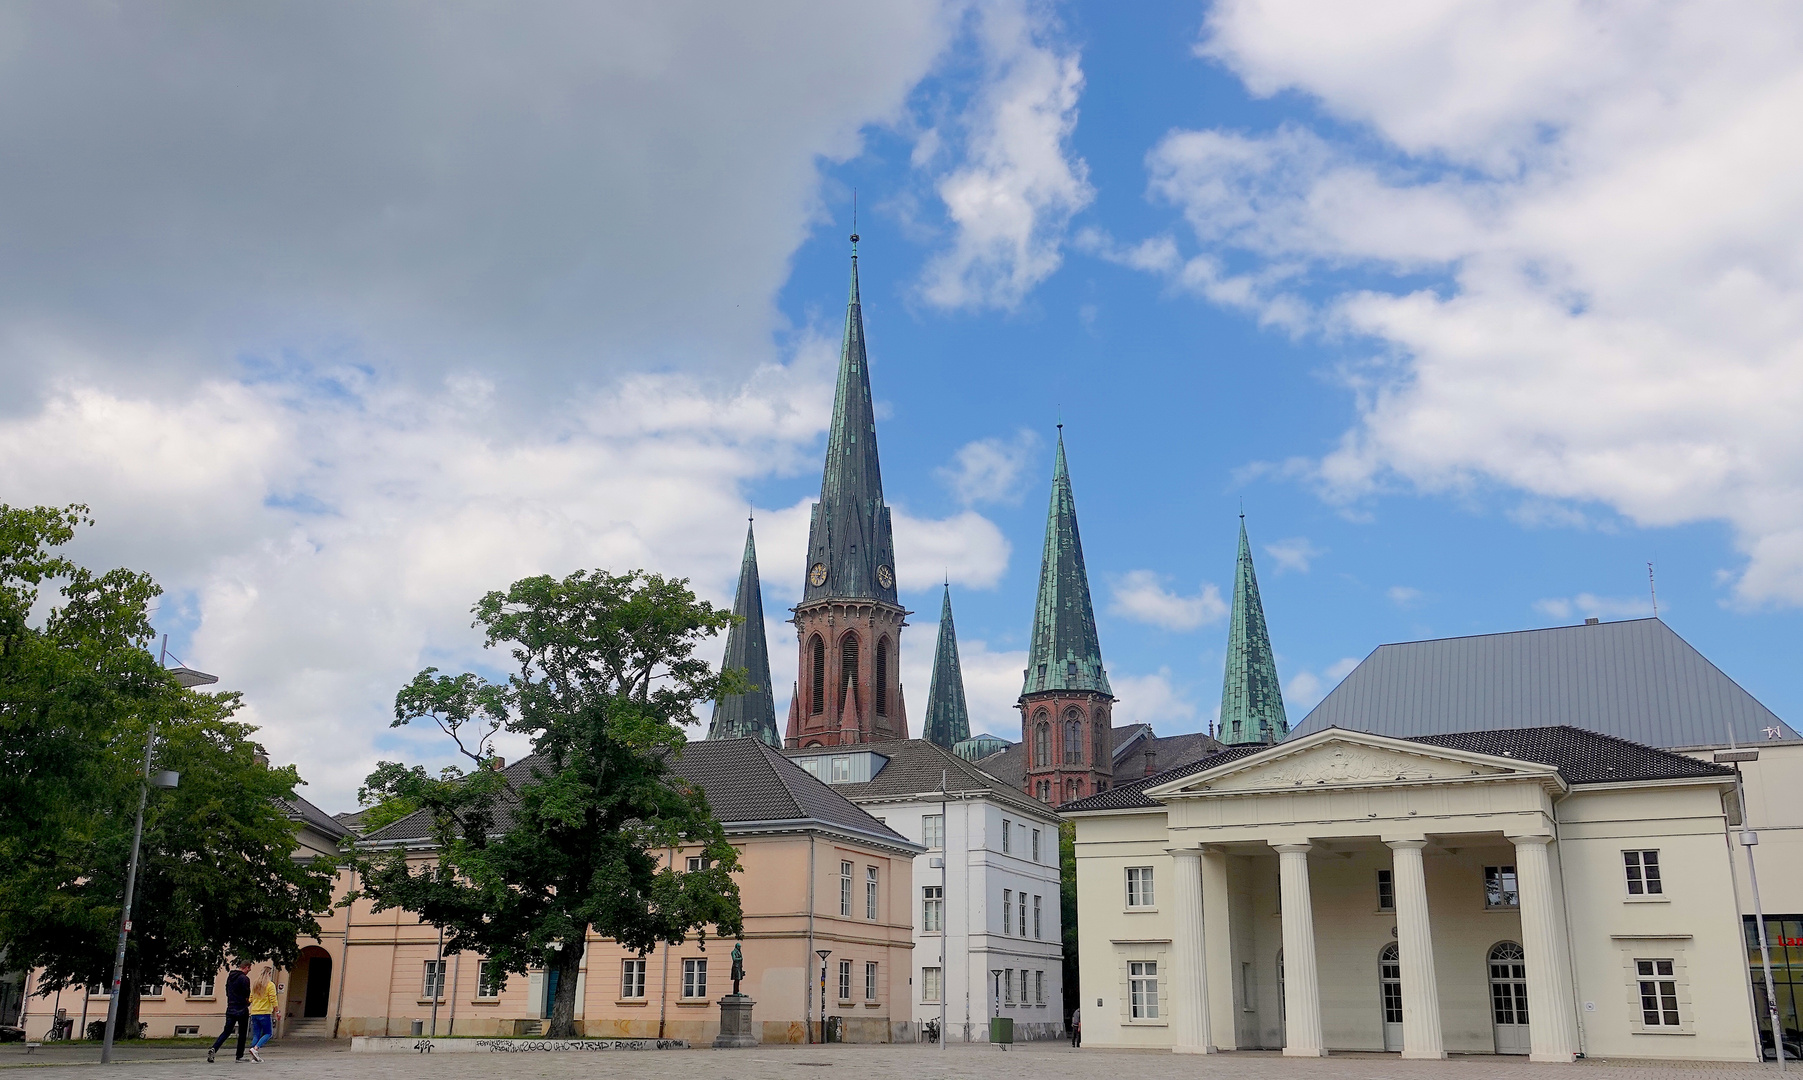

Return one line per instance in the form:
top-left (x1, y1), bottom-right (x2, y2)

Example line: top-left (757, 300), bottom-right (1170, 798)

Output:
top-left (876, 564), bottom-right (893, 589)
top-left (809, 563), bottom-right (828, 587)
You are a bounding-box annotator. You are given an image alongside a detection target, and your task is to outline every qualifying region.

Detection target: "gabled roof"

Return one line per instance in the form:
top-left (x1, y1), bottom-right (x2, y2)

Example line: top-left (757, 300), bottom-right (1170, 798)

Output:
top-left (1219, 517), bottom-right (1288, 745)
top-left (1290, 618), bottom-right (1794, 748)
top-left (708, 521), bottom-right (780, 746)
top-left (1061, 725), bottom-right (1732, 814)
top-left (922, 586), bottom-right (972, 749)
top-left (279, 793), bottom-right (349, 842)
top-left (1021, 430), bottom-right (1111, 698)
top-left (786, 739), bottom-right (1055, 821)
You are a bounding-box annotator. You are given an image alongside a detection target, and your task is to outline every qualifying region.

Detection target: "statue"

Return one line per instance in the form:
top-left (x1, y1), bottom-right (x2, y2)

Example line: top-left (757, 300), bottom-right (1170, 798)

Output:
top-left (714, 940), bottom-right (757, 1047)
top-left (730, 942), bottom-right (744, 995)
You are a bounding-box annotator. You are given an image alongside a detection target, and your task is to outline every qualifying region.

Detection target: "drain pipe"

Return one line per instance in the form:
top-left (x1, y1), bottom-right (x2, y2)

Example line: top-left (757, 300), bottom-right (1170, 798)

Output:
top-left (806, 832), bottom-right (817, 1043)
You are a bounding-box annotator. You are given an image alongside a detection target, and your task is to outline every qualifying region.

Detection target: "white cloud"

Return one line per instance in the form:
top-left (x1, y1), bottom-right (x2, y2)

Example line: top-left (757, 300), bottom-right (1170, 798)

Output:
top-left (1262, 536), bottom-right (1323, 574)
top-left (1107, 571), bottom-right (1227, 631)
top-left (1110, 668), bottom-right (1200, 735)
top-left (896, 624), bottom-right (1026, 743)
top-left (1144, 2), bottom-right (1803, 605)
top-left (936, 429), bottom-right (1041, 507)
top-left (1533, 594), bottom-right (1656, 622)
top-left (1284, 656), bottom-right (1360, 714)
top-left (918, 0), bottom-right (1094, 310)
top-left (1386, 585), bottom-right (1424, 608)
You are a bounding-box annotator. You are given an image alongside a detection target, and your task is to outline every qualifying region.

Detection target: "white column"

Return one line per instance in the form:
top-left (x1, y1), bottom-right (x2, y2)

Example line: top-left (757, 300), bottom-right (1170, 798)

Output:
top-left (1510, 835), bottom-right (1579, 1063)
top-left (1386, 839), bottom-right (1445, 1059)
top-left (1272, 842), bottom-right (1326, 1057)
top-left (1167, 847), bottom-right (1214, 1054)
top-left (1199, 847), bottom-right (1237, 1051)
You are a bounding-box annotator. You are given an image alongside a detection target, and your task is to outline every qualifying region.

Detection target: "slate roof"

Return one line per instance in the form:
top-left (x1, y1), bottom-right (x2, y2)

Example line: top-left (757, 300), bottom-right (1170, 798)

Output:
top-left (786, 739), bottom-right (1054, 820)
top-left (707, 521), bottom-right (780, 746)
top-left (1289, 618), bottom-right (1795, 748)
top-left (1219, 518), bottom-right (1288, 745)
top-left (922, 586), bottom-right (972, 749)
top-left (279, 793), bottom-right (350, 842)
top-left (1059, 725), bottom-right (1733, 814)
top-left (360, 739), bottom-right (913, 850)
top-left (1020, 431), bottom-right (1111, 698)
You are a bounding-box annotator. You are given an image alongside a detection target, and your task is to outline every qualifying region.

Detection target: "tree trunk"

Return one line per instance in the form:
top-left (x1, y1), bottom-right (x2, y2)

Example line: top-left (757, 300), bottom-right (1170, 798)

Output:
top-left (545, 935), bottom-right (586, 1039)
top-left (116, 969), bottom-right (142, 1040)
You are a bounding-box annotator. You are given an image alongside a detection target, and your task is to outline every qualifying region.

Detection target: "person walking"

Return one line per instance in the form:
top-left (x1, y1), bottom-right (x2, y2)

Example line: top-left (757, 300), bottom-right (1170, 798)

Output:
top-left (1069, 1006), bottom-right (1080, 1048)
top-left (247, 968), bottom-right (278, 1062)
top-left (207, 961), bottom-right (254, 1063)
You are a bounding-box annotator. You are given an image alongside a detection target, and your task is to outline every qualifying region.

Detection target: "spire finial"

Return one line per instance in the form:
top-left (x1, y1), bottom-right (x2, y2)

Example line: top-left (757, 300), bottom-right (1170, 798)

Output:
top-left (850, 190), bottom-right (859, 254)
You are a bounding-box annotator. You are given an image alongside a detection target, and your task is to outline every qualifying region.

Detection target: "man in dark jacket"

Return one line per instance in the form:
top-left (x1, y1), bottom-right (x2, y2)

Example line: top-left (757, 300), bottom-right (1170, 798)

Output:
top-left (207, 961), bottom-right (255, 1063)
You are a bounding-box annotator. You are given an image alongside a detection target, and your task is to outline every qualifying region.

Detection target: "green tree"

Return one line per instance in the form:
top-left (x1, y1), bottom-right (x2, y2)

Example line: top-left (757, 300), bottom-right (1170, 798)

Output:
top-left (0, 504), bottom-right (339, 1036)
top-left (356, 570), bottom-right (748, 1039)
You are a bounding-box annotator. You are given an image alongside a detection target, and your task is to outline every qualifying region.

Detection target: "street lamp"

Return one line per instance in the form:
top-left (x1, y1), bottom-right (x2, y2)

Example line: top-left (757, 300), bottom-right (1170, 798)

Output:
top-left (815, 949), bottom-right (832, 1044)
top-left (1716, 748), bottom-right (1787, 1069)
top-left (101, 659), bottom-right (217, 1063)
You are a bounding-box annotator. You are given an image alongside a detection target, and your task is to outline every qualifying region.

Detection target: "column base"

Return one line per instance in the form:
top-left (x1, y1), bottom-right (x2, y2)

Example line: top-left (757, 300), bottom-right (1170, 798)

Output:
top-left (1282, 1046), bottom-right (1328, 1057)
top-left (1401, 1049), bottom-right (1447, 1060)
top-left (1529, 1051), bottom-right (1577, 1064)
top-left (1172, 1044), bottom-right (1215, 1055)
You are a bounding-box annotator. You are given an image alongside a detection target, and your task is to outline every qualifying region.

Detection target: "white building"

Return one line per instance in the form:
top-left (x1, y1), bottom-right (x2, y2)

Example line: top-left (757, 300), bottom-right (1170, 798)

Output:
top-left (788, 740), bottom-right (1066, 1041)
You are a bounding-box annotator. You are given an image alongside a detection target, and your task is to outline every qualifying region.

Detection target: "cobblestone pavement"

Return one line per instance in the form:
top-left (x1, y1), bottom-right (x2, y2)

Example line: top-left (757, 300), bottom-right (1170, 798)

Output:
top-left (2, 1040), bottom-right (1781, 1080)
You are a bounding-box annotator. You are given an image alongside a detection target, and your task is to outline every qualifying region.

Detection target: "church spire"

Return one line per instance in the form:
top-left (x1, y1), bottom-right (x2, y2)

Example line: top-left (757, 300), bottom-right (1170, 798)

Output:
top-left (800, 237), bottom-right (897, 605)
top-left (709, 520), bottom-right (780, 745)
top-left (1219, 515), bottom-right (1288, 745)
top-left (1021, 429), bottom-right (1111, 698)
top-left (923, 584), bottom-right (971, 749)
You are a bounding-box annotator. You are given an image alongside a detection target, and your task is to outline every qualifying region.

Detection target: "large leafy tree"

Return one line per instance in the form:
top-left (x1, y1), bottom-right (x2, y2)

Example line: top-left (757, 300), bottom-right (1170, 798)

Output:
top-left (357, 570), bottom-right (747, 1039)
top-left (0, 504), bottom-right (339, 1036)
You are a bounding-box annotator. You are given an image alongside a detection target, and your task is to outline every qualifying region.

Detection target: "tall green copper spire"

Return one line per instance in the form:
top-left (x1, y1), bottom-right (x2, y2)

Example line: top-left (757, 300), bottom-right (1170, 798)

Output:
top-left (800, 237), bottom-right (898, 606)
top-left (1219, 515), bottom-right (1287, 745)
top-left (709, 520), bottom-right (780, 745)
top-left (1021, 429), bottom-right (1112, 698)
top-left (923, 584), bottom-right (971, 748)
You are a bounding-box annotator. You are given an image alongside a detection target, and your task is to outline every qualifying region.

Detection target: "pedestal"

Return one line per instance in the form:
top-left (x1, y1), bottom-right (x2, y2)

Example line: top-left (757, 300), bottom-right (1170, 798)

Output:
top-left (712, 994), bottom-right (758, 1048)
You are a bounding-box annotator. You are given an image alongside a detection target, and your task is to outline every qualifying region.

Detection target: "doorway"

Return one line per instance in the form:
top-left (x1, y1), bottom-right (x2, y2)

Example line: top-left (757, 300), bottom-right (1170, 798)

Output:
top-left (1379, 943), bottom-right (1403, 1051)
top-left (303, 955), bottom-right (332, 1018)
top-left (1488, 942), bottom-right (1530, 1054)
top-left (541, 969), bottom-right (560, 1019)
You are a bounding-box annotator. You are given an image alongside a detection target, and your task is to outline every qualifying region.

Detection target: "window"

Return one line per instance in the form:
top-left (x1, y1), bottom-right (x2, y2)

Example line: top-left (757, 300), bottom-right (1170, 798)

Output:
top-left (1379, 943), bottom-right (1402, 1024)
top-left (1064, 716), bottom-right (1083, 765)
top-left (1377, 869), bottom-right (1395, 911)
top-left (838, 959), bottom-right (852, 1001)
top-left (866, 866), bottom-right (879, 920)
top-left (140, 981), bottom-right (163, 998)
top-left (189, 979), bottom-right (215, 999)
top-left (839, 633), bottom-right (860, 710)
top-left (1035, 779), bottom-right (1051, 803)
top-left (620, 959), bottom-right (646, 1000)
top-left (1019, 894), bottom-right (1028, 936)
top-left (840, 860), bottom-right (853, 916)
top-left (1033, 895), bottom-right (1043, 939)
top-left (1094, 721), bottom-right (1107, 767)
top-left (1002, 890), bottom-right (1013, 935)
top-left (1035, 970), bottom-right (1045, 1004)
top-left (1636, 959), bottom-right (1681, 1026)
top-left (1004, 969), bottom-right (1014, 1004)
top-left (810, 636), bottom-right (825, 713)
top-left (174, 1025), bottom-right (200, 1036)
top-left (685, 855), bottom-right (704, 872)
top-left (423, 960), bottom-right (446, 1000)
top-left (477, 961), bottom-right (502, 999)
top-left (1068, 660), bottom-right (1078, 679)
top-left (1485, 865), bottom-right (1519, 909)
top-left (922, 885), bottom-right (944, 932)
top-left (1032, 829), bottom-right (1041, 862)
top-left (1129, 961), bottom-right (1160, 1019)
top-left (865, 961), bottom-right (878, 1001)
top-left (830, 755), bottom-right (852, 783)
top-left (1064, 777), bottom-right (1082, 802)
top-left (1002, 819), bottom-right (1012, 854)
top-left (1624, 851), bottom-right (1664, 896)
top-left (875, 637), bottom-right (888, 715)
top-left (922, 814), bottom-right (944, 850)
top-left (1126, 866), bottom-right (1155, 908)
top-left (682, 958), bottom-right (708, 1000)
top-left (922, 967), bottom-right (942, 1004)
top-left (1036, 663), bottom-right (1046, 689)
top-left (1034, 722), bottom-right (1049, 767)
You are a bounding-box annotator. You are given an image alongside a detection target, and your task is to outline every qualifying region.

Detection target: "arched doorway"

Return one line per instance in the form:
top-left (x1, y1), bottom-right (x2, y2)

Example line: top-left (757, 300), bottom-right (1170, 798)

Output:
top-left (1379, 943), bottom-right (1403, 1051)
top-left (1488, 941), bottom-right (1530, 1054)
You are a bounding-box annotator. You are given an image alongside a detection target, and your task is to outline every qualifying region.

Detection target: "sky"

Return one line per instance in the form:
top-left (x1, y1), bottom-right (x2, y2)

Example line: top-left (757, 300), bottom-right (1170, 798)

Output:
top-left (3, 1), bottom-right (1801, 812)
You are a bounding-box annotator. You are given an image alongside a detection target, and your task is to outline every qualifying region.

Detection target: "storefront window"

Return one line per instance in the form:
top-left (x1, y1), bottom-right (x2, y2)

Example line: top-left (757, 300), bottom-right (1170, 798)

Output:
top-left (1746, 915), bottom-right (1803, 1053)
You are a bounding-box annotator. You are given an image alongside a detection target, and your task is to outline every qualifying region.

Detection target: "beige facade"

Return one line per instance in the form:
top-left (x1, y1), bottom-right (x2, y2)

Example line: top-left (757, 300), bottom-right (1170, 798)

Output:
top-left (1069, 729), bottom-right (1758, 1062)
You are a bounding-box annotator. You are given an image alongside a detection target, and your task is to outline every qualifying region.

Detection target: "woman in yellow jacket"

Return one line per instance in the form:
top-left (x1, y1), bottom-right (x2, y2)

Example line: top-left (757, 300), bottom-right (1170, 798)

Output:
top-left (247, 969), bottom-right (279, 1062)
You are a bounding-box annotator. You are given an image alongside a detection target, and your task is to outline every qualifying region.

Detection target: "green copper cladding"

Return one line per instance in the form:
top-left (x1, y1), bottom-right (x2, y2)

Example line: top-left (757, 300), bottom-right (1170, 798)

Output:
top-left (709, 521), bottom-right (780, 745)
top-left (922, 585), bottom-right (972, 748)
top-left (1020, 431), bottom-right (1112, 699)
top-left (1219, 517), bottom-right (1288, 745)
top-left (800, 247), bottom-right (898, 606)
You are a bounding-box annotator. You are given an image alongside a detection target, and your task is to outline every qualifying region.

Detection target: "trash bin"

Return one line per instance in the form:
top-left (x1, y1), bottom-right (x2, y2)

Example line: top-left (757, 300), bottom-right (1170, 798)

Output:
top-left (824, 1015), bottom-right (844, 1043)
top-left (989, 1017), bottom-right (1013, 1045)
top-left (410, 1019), bottom-right (424, 1037)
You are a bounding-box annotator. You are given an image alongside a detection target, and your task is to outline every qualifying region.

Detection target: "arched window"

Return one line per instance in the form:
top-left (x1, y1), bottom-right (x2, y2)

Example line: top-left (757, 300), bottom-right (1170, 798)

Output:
top-left (1063, 707), bottom-right (1083, 766)
top-left (809, 636), bottom-right (826, 714)
top-left (1093, 717), bottom-right (1108, 767)
top-left (875, 636), bottom-right (889, 716)
top-left (1380, 943), bottom-right (1402, 1028)
top-left (840, 633), bottom-right (860, 711)
top-left (1034, 721), bottom-right (1050, 768)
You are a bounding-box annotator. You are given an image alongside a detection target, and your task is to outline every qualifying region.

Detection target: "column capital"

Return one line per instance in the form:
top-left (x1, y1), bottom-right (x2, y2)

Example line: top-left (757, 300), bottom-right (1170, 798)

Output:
top-left (1383, 838), bottom-right (1429, 851)
top-left (1507, 833), bottom-right (1553, 847)
top-left (1165, 846), bottom-right (1204, 861)
top-left (1269, 841), bottom-right (1313, 855)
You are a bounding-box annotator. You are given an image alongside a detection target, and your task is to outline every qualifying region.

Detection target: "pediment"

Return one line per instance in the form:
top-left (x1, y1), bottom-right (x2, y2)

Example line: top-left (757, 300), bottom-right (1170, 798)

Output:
top-left (1147, 731), bottom-right (1557, 799)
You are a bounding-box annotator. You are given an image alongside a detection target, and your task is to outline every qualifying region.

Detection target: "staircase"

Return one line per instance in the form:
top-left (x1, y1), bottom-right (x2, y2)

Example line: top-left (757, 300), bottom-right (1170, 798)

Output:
top-left (285, 1018), bottom-right (332, 1039)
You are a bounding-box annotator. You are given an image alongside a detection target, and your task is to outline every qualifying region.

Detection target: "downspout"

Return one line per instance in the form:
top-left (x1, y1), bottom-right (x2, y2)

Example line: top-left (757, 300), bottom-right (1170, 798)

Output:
top-left (332, 866), bottom-right (355, 1039)
top-left (806, 831), bottom-right (817, 1042)
top-left (657, 845), bottom-right (674, 1039)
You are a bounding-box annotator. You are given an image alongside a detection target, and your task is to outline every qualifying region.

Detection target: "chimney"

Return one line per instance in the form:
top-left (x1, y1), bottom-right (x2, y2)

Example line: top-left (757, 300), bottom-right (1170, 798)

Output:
top-left (1143, 742), bottom-right (1155, 776)
top-left (489, 757), bottom-right (505, 771)
top-left (1584, 617), bottom-right (1600, 625)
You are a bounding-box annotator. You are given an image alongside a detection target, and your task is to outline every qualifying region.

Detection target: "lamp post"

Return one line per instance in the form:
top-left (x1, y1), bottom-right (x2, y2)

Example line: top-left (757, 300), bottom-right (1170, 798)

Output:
top-left (815, 950), bottom-right (831, 1044)
top-left (101, 658), bottom-right (217, 1063)
top-left (1716, 748), bottom-right (1786, 1069)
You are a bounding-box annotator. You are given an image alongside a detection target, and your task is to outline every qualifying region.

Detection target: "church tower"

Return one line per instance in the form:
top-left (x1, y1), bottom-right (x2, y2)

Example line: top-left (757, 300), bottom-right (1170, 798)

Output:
top-left (1219, 515), bottom-right (1288, 745)
top-left (1019, 429), bottom-right (1115, 805)
top-left (922, 584), bottom-right (971, 749)
top-left (784, 236), bottom-right (908, 747)
top-left (708, 519), bottom-right (780, 746)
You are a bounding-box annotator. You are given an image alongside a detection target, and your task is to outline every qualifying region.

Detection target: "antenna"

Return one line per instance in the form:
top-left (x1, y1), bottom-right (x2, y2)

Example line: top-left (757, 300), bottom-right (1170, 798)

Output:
top-left (1648, 561), bottom-right (1658, 617)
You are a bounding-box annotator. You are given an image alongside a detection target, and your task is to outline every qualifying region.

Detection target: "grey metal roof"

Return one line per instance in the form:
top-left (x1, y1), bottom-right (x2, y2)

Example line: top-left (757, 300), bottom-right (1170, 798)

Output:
top-left (785, 739), bottom-right (1055, 820)
top-left (1290, 618), bottom-right (1794, 748)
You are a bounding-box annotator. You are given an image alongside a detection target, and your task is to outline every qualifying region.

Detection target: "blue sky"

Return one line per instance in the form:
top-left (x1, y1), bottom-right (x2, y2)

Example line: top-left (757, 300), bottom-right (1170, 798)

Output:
top-left (2, 2), bottom-right (1798, 807)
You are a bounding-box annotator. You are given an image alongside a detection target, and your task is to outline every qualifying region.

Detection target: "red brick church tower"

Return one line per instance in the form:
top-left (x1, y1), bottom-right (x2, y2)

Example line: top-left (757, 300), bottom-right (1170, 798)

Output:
top-left (784, 236), bottom-right (909, 747)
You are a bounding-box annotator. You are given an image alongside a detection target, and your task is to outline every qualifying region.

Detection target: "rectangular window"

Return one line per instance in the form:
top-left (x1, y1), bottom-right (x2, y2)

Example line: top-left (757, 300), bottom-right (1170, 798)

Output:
top-left (685, 855), bottom-right (704, 872)
top-left (1377, 869), bottom-right (1395, 911)
top-left (1624, 851), bottom-right (1664, 896)
top-left (1636, 959), bottom-right (1681, 1026)
top-left (1019, 893), bottom-right (1028, 936)
top-left (423, 960), bottom-right (446, 1000)
top-left (838, 959), bottom-right (852, 1001)
top-left (839, 860), bottom-right (853, 916)
top-left (922, 885), bottom-right (943, 932)
top-left (189, 979), bottom-right (215, 999)
top-left (922, 967), bottom-right (942, 1004)
top-left (682, 958), bottom-right (707, 1000)
top-left (477, 961), bottom-right (502, 999)
top-left (923, 814), bottom-right (944, 850)
top-left (1126, 866), bottom-right (1155, 907)
top-left (1485, 865), bottom-right (1520, 909)
top-left (620, 959), bottom-right (646, 1000)
top-left (1129, 961), bottom-right (1160, 1019)
top-left (1033, 894), bottom-right (1043, 939)
top-left (1002, 819), bottom-right (1012, 854)
top-left (1004, 969), bottom-right (1014, 1004)
top-left (866, 865), bottom-right (879, 920)
top-left (1035, 970), bottom-right (1045, 1004)
top-left (865, 961), bottom-right (878, 1001)
top-left (1032, 828), bottom-right (1042, 862)
top-left (1002, 890), bottom-right (1012, 935)
top-left (140, 981), bottom-right (163, 998)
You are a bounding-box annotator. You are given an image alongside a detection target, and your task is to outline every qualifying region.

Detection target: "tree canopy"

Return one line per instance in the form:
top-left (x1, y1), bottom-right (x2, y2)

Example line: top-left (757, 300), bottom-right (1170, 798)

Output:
top-left (357, 569), bottom-right (748, 1038)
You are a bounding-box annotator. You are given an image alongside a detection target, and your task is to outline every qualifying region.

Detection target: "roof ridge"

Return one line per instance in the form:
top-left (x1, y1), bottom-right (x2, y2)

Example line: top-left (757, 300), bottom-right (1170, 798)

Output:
top-left (1371, 616), bottom-right (1662, 650)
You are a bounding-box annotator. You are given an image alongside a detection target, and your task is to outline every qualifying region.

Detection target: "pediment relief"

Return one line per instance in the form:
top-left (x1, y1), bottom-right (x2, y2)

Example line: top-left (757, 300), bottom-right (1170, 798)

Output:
top-left (1169, 740), bottom-right (1517, 795)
